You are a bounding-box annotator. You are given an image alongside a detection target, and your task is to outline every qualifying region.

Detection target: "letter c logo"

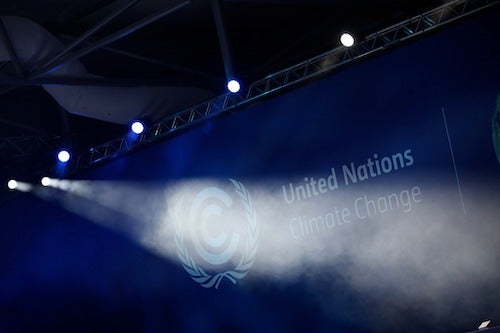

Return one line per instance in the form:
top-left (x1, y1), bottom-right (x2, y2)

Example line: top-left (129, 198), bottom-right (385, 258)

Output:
top-left (189, 187), bottom-right (240, 265)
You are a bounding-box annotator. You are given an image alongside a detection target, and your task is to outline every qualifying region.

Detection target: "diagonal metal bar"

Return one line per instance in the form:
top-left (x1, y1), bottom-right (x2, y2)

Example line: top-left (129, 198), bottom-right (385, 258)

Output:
top-left (72, 92), bottom-right (245, 167)
top-left (0, 135), bottom-right (60, 161)
top-left (246, 0), bottom-right (498, 100)
top-left (67, 0), bottom-right (497, 174)
top-left (212, 0), bottom-right (234, 79)
top-left (33, 0), bottom-right (141, 74)
top-left (0, 17), bottom-right (24, 76)
top-left (99, 43), bottom-right (221, 81)
top-left (0, 117), bottom-right (50, 135)
top-left (0, 75), bottom-right (214, 87)
top-left (59, 34), bottom-right (221, 81)
top-left (30, 0), bottom-right (190, 79)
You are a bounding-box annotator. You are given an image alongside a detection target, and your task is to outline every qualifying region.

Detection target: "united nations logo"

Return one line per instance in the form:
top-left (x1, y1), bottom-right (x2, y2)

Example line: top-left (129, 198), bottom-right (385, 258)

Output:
top-left (174, 179), bottom-right (258, 289)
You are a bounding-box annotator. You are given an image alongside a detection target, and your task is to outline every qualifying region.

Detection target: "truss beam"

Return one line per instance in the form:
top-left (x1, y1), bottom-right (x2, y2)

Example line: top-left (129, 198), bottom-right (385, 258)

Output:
top-left (1, 0), bottom-right (496, 176)
top-left (32, 0), bottom-right (141, 75)
top-left (74, 93), bottom-right (244, 167)
top-left (61, 35), bottom-right (221, 80)
top-left (70, 0), bottom-right (497, 174)
top-left (0, 118), bottom-right (49, 135)
top-left (0, 1), bottom-right (190, 97)
top-left (0, 75), bottom-right (215, 87)
top-left (0, 136), bottom-right (59, 162)
top-left (30, 0), bottom-right (190, 79)
top-left (73, 0), bottom-right (498, 172)
top-left (59, 34), bottom-right (219, 81)
top-left (245, 0), bottom-right (498, 100)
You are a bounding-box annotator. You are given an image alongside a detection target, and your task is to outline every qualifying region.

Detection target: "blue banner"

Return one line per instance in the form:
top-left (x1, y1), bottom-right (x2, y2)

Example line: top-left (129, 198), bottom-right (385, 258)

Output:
top-left (1, 9), bottom-right (499, 333)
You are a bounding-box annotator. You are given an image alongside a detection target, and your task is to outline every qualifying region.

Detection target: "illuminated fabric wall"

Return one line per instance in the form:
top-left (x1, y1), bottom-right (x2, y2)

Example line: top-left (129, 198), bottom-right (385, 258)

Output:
top-left (0, 9), bottom-right (499, 333)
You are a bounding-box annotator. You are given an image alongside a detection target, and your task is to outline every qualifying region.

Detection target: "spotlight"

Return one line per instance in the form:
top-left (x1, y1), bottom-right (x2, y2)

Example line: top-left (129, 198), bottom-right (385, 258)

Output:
top-left (57, 149), bottom-right (71, 163)
top-left (340, 32), bottom-right (355, 47)
top-left (131, 121), bottom-right (145, 135)
top-left (227, 79), bottom-right (240, 93)
top-left (7, 179), bottom-right (17, 190)
top-left (41, 177), bottom-right (50, 187)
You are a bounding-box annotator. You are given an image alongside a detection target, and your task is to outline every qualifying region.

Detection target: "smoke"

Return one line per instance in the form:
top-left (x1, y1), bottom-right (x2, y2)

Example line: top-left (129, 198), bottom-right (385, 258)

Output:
top-left (283, 183), bottom-right (500, 331)
top-left (30, 177), bottom-right (500, 331)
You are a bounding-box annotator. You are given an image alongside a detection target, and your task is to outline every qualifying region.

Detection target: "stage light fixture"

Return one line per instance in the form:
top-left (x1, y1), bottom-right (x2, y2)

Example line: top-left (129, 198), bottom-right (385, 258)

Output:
top-left (131, 121), bottom-right (145, 134)
top-left (227, 79), bottom-right (241, 93)
top-left (41, 177), bottom-right (50, 187)
top-left (57, 149), bottom-right (71, 163)
top-left (340, 32), bottom-right (355, 47)
top-left (7, 179), bottom-right (17, 190)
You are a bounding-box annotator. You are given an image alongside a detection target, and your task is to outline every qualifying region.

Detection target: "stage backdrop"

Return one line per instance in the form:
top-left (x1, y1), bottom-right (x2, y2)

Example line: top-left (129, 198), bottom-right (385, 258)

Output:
top-left (1, 8), bottom-right (499, 333)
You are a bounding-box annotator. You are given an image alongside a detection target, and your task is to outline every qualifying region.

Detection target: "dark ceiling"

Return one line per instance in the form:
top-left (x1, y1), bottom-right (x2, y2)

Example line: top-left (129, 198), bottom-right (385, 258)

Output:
top-left (0, 0), bottom-right (469, 181)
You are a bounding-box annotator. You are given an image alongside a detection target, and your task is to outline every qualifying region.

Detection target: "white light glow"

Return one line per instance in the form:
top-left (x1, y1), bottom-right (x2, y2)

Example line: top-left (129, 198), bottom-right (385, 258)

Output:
top-left (131, 121), bottom-right (145, 134)
top-left (227, 79), bottom-right (240, 93)
top-left (41, 177), bottom-right (51, 187)
top-left (340, 32), bottom-right (355, 47)
top-left (57, 149), bottom-right (71, 163)
top-left (479, 320), bottom-right (491, 329)
top-left (31, 176), bottom-right (500, 319)
top-left (7, 179), bottom-right (17, 190)
top-left (6, 179), bottom-right (31, 192)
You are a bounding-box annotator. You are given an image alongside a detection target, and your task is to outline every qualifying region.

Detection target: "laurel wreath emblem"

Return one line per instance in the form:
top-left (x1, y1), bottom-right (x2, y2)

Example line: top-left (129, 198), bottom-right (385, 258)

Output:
top-left (174, 179), bottom-right (259, 289)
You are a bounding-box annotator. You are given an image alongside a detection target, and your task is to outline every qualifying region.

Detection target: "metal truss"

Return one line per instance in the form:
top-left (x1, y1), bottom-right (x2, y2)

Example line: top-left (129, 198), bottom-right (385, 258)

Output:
top-left (0, 0), bottom-right (190, 96)
top-left (31, 0), bottom-right (190, 79)
top-left (0, 136), bottom-right (59, 162)
top-left (70, 0), bottom-right (498, 174)
top-left (246, 0), bottom-right (498, 100)
top-left (74, 93), bottom-right (246, 168)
